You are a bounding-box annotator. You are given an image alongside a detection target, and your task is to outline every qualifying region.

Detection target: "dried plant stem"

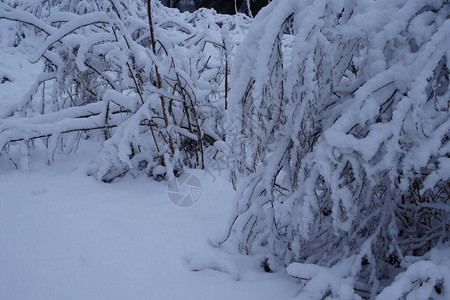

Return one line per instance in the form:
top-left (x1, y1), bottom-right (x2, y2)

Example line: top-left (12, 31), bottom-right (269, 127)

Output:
top-left (147, 0), bottom-right (174, 155)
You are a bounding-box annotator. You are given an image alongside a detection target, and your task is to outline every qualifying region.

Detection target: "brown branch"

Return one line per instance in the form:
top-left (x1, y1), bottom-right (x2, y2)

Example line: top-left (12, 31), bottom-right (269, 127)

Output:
top-left (0, 13), bottom-right (52, 35)
top-left (126, 62), bottom-right (144, 105)
top-left (147, 0), bottom-right (174, 155)
top-left (84, 61), bottom-right (117, 90)
top-left (30, 19), bottom-right (110, 63)
top-left (224, 42), bottom-right (229, 110)
top-left (7, 125), bottom-right (118, 144)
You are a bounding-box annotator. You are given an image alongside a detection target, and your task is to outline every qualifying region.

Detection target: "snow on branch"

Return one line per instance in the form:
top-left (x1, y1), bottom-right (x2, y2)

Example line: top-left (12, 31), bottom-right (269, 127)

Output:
top-left (220, 0), bottom-right (449, 296)
top-left (0, 0), bottom-right (250, 180)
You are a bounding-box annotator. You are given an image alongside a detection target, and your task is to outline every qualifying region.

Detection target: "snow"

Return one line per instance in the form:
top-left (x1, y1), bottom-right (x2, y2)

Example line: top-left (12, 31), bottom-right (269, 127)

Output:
top-left (287, 258), bottom-right (361, 300)
top-left (0, 47), bottom-right (42, 118)
top-left (378, 247), bottom-right (450, 300)
top-left (0, 29), bottom-right (301, 299)
top-left (0, 144), bottom-right (299, 300)
top-left (223, 0), bottom-right (449, 297)
top-left (1, 0), bottom-right (449, 298)
top-left (29, 12), bottom-right (112, 63)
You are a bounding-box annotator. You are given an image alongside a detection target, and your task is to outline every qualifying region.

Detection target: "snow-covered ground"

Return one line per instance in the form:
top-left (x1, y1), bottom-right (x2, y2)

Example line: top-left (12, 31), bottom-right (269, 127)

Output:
top-left (0, 142), bottom-right (300, 300)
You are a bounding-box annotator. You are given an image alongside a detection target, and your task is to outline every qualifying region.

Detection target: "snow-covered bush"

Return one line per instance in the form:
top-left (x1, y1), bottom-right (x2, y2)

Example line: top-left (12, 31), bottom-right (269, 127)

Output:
top-left (0, 0), bottom-right (249, 179)
top-left (218, 0), bottom-right (449, 297)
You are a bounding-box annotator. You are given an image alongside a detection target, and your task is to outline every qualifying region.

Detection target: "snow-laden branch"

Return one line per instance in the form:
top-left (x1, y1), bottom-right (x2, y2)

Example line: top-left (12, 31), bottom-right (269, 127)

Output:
top-left (221, 0), bottom-right (449, 296)
top-left (0, 0), bottom-right (250, 181)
